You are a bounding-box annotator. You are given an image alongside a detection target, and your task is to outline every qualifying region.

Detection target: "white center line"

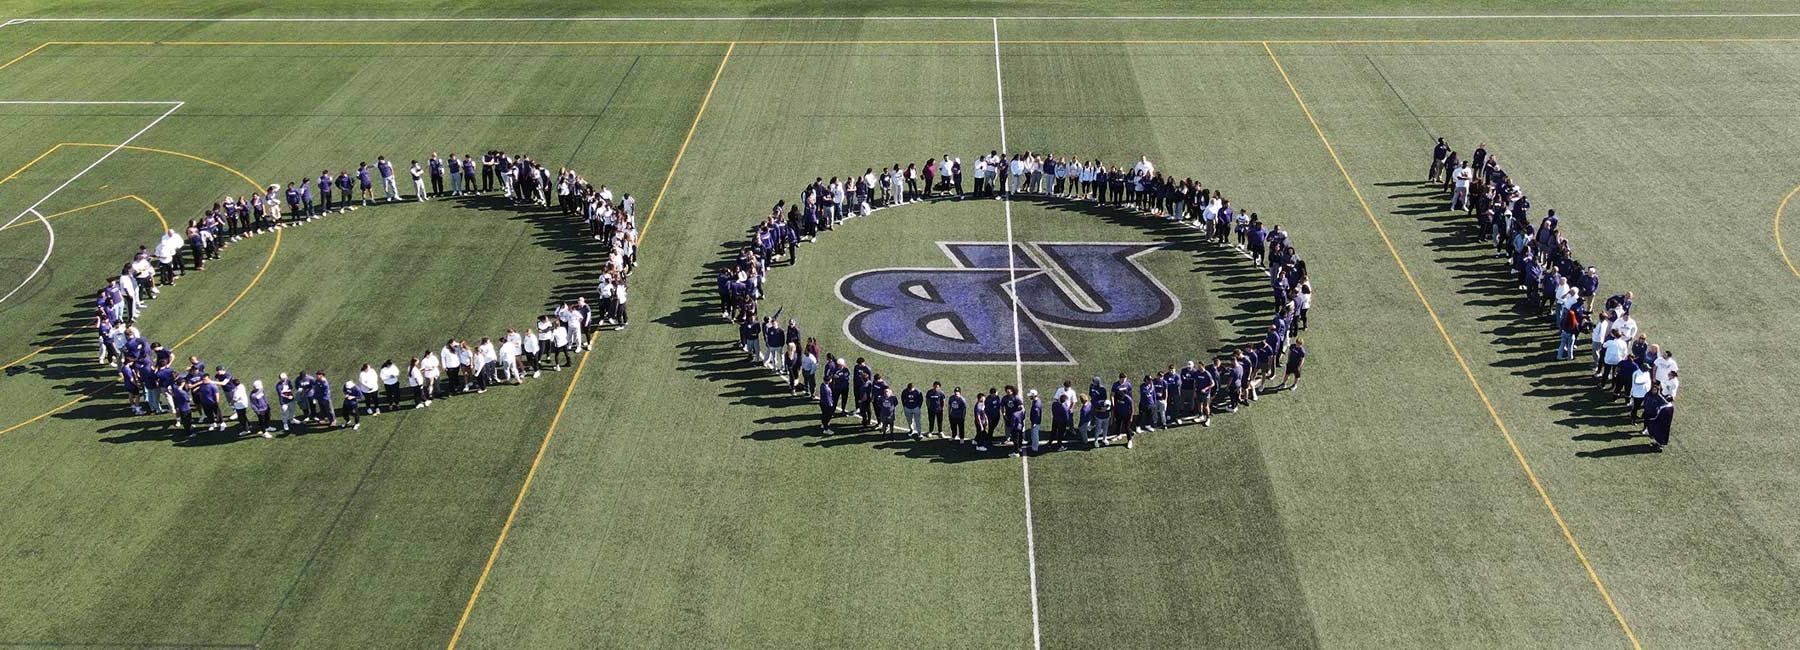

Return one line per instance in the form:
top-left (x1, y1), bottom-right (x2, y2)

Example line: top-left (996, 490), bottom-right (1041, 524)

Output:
top-left (992, 16), bottom-right (1043, 650)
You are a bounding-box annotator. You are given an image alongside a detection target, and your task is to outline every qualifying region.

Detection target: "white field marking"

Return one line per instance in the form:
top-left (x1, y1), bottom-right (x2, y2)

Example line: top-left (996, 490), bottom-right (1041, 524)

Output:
top-left (11, 13), bottom-right (1800, 23)
top-left (0, 19), bottom-right (20, 28)
top-left (993, 17), bottom-right (1043, 650)
top-left (0, 100), bottom-right (183, 305)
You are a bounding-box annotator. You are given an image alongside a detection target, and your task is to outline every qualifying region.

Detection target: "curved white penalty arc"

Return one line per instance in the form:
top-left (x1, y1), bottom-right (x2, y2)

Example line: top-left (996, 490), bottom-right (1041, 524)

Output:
top-left (0, 208), bottom-right (53, 305)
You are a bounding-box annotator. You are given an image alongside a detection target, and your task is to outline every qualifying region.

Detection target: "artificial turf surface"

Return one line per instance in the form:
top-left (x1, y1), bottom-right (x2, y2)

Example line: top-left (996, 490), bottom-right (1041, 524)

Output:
top-left (0, 3), bottom-right (1798, 648)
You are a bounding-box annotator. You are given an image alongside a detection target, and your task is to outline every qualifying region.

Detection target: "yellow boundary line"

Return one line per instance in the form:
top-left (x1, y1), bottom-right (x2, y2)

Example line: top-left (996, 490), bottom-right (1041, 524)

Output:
top-left (1776, 181), bottom-right (1800, 279)
top-left (0, 145), bottom-right (276, 440)
top-left (1262, 42), bottom-right (1641, 649)
top-left (442, 41), bottom-right (735, 650)
top-left (0, 41), bottom-right (47, 72)
top-left (0, 194), bottom-right (168, 231)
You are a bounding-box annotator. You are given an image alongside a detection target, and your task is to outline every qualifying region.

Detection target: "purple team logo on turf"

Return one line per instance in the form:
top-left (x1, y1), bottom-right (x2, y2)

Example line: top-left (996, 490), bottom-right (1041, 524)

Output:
top-left (836, 242), bottom-right (1179, 364)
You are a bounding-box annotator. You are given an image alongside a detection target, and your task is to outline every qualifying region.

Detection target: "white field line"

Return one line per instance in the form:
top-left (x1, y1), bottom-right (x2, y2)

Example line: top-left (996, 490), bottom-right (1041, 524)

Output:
top-left (992, 16), bottom-right (1043, 650)
top-left (10, 13), bottom-right (1800, 23)
top-left (0, 100), bottom-right (183, 305)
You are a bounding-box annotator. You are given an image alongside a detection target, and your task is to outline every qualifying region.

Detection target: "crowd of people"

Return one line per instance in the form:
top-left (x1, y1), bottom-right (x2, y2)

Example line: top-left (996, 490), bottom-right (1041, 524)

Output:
top-left (1429, 138), bottom-right (1677, 450)
top-left (90, 151), bottom-right (636, 441)
top-left (715, 152), bottom-right (1316, 455)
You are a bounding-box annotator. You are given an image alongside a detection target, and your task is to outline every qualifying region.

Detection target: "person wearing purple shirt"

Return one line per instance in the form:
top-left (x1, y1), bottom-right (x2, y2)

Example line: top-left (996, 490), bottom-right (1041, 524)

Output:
top-left (377, 156), bottom-right (398, 202)
top-left (355, 162), bottom-right (373, 206)
top-left (316, 171), bottom-right (333, 212)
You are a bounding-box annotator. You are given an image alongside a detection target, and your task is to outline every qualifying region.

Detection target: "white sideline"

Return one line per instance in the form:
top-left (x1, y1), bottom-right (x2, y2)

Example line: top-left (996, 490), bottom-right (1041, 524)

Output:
top-left (0, 100), bottom-right (184, 305)
top-left (9, 13), bottom-right (1800, 23)
top-left (992, 17), bottom-right (1043, 650)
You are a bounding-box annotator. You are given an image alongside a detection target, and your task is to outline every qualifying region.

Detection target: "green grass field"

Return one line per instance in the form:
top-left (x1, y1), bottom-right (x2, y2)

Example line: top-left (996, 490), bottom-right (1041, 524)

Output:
top-left (2, 3), bottom-right (1799, 648)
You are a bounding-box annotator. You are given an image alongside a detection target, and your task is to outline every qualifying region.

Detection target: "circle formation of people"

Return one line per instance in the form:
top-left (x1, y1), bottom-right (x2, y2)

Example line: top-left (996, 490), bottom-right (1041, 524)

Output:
top-left (91, 151), bottom-right (637, 441)
top-left (1431, 138), bottom-right (1678, 450)
top-left (716, 152), bottom-right (1315, 455)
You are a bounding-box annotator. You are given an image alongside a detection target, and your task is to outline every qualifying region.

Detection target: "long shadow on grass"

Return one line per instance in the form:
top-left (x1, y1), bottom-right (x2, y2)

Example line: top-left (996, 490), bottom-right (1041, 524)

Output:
top-left (1392, 180), bottom-right (1647, 457)
top-left (30, 192), bottom-right (602, 443)
top-left (666, 193), bottom-right (1281, 463)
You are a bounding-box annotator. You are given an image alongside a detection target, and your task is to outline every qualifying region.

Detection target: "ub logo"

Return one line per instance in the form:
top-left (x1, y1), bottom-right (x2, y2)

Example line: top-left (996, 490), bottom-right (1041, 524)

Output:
top-left (836, 242), bottom-right (1179, 364)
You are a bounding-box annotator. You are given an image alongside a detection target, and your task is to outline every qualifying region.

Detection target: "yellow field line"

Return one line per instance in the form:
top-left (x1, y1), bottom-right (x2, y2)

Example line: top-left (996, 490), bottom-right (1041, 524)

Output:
top-left (0, 194), bottom-right (169, 371)
top-left (1776, 181), bottom-right (1800, 279)
top-left (1261, 42), bottom-right (1641, 649)
top-left (0, 194), bottom-right (168, 231)
top-left (442, 41), bottom-right (735, 650)
top-left (0, 41), bottom-right (47, 72)
top-left (0, 141), bottom-right (63, 184)
top-left (0, 147), bottom-right (274, 440)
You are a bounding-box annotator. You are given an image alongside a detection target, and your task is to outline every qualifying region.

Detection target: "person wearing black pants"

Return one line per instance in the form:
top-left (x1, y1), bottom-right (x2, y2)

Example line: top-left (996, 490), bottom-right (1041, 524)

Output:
top-left (947, 388), bottom-right (966, 441)
top-left (818, 383), bottom-right (836, 434)
top-left (926, 382), bottom-right (945, 436)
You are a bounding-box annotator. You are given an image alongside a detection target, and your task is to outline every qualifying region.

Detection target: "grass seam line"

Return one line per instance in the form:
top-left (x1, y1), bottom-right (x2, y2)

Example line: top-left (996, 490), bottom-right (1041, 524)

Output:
top-left (442, 41), bottom-right (734, 650)
top-left (1261, 41), bottom-right (1642, 649)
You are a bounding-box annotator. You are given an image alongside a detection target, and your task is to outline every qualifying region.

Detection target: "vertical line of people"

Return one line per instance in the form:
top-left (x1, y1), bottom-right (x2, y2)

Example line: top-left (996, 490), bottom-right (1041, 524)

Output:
top-left (1428, 138), bottom-right (1677, 450)
top-left (713, 151), bottom-right (1316, 456)
top-left (88, 151), bottom-right (636, 442)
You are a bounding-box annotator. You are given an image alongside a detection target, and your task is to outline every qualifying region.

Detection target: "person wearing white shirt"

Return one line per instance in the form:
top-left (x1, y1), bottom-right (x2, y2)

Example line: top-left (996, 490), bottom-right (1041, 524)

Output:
top-left (155, 229), bottom-right (183, 284)
top-left (1628, 362), bottom-right (1652, 418)
top-left (1600, 335), bottom-right (1628, 386)
top-left (1661, 371), bottom-right (1680, 400)
top-left (410, 161), bottom-right (427, 201)
top-left (418, 353), bottom-right (440, 405)
top-left (1590, 311), bottom-right (1614, 376)
top-left (474, 338), bottom-right (497, 393)
top-left (378, 360), bottom-right (401, 412)
top-left (521, 323), bottom-right (541, 377)
top-left (406, 358), bottom-right (426, 408)
top-left (614, 282), bottom-right (629, 330)
top-left (1133, 156), bottom-right (1155, 177)
top-left (498, 336), bottom-right (520, 385)
top-left (1451, 162), bottom-right (1474, 211)
top-left (439, 342), bottom-right (463, 394)
top-left (1613, 314), bottom-right (1638, 341)
top-left (1007, 156), bottom-right (1024, 195)
top-left (548, 323), bottom-right (570, 369)
top-left (357, 363), bottom-right (381, 414)
top-left (1653, 349), bottom-right (1678, 383)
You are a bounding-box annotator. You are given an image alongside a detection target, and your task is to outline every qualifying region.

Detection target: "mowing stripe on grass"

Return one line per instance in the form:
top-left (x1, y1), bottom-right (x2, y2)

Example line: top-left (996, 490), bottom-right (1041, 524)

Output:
top-left (12, 13), bottom-right (1800, 23)
top-left (990, 17), bottom-right (1044, 650)
top-left (443, 42), bottom-right (735, 650)
top-left (1777, 181), bottom-right (1800, 280)
top-left (1261, 41), bottom-right (1642, 649)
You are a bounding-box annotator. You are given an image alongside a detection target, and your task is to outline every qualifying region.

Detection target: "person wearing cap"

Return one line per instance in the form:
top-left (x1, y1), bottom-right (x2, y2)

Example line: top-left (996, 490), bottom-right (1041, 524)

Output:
top-left (341, 381), bottom-right (363, 431)
top-left (947, 387), bottom-right (967, 442)
top-left (378, 156), bottom-right (399, 202)
top-left (247, 379), bottom-right (271, 436)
